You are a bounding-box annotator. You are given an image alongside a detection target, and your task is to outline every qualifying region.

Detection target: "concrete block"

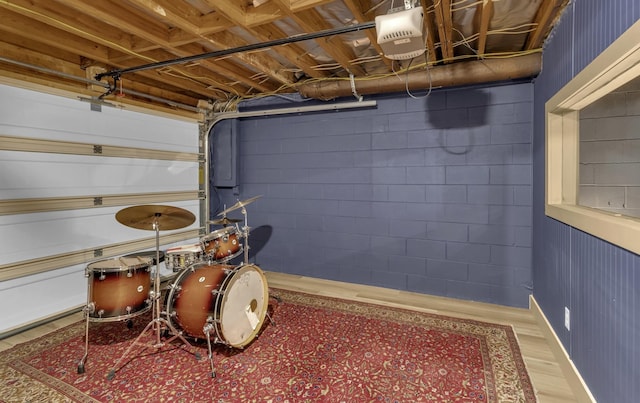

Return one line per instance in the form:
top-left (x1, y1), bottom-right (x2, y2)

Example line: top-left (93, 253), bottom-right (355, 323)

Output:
top-left (424, 147), bottom-right (467, 166)
top-left (446, 242), bottom-right (491, 263)
top-left (446, 166), bottom-right (489, 184)
top-left (389, 255), bottom-right (427, 275)
top-left (388, 185), bottom-right (426, 202)
top-left (490, 165), bottom-right (531, 185)
top-left (408, 129), bottom-right (443, 148)
top-left (389, 220), bottom-right (427, 238)
top-left (406, 166), bottom-right (446, 184)
top-left (407, 238), bottom-right (446, 259)
top-left (468, 185), bottom-right (514, 205)
top-left (469, 224), bottom-right (516, 245)
top-left (490, 245), bottom-right (532, 268)
top-left (489, 205), bottom-right (532, 226)
top-left (426, 185), bottom-right (467, 203)
top-left (372, 132), bottom-right (407, 149)
top-left (386, 149), bottom-right (426, 166)
top-left (372, 167), bottom-right (406, 184)
top-left (371, 235), bottom-right (406, 255)
top-left (466, 144), bottom-right (513, 165)
top-left (593, 163), bottom-right (640, 186)
top-left (353, 217), bottom-right (389, 235)
top-left (514, 186), bottom-right (532, 206)
top-left (515, 227), bottom-right (532, 247)
top-left (444, 203), bottom-right (489, 224)
top-left (426, 222), bottom-right (468, 242)
top-left (338, 200), bottom-right (373, 218)
top-left (491, 123), bottom-right (532, 144)
top-left (323, 184), bottom-right (355, 200)
top-left (295, 214), bottom-right (323, 230)
top-left (446, 127), bottom-right (491, 146)
top-left (427, 259), bottom-right (469, 281)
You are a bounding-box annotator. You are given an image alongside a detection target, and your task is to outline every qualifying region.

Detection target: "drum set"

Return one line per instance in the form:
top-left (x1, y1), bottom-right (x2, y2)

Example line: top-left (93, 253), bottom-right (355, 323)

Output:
top-left (77, 196), bottom-right (269, 379)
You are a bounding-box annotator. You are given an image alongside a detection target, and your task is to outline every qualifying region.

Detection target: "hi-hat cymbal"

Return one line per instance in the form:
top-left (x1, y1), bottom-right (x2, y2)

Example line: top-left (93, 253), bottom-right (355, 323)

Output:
top-left (207, 217), bottom-right (242, 225)
top-left (116, 205), bottom-right (195, 231)
top-left (217, 195), bottom-right (262, 216)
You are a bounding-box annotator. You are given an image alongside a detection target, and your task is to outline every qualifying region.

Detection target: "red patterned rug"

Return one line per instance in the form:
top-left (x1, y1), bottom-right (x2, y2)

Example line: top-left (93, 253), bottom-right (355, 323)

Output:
top-left (0, 289), bottom-right (536, 402)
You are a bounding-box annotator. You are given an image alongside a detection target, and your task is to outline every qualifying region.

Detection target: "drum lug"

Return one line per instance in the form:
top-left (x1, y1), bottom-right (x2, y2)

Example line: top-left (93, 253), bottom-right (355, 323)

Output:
top-left (211, 289), bottom-right (224, 296)
top-left (127, 271), bottom-right (133, 278)
top-left (97, 309), bottom-right (105, 318)
top-left (99, 272), bottom-right (106, 281)
top-left (84, 302), bottom-right (95, 315)
top-left (126, 306), bottom-right (132, 314)
top-left (223, 268), bottom-right (233, 275)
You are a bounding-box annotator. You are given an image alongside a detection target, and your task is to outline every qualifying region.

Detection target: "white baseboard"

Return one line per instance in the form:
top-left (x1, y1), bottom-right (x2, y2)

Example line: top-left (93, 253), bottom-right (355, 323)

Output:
top-left (529, 295), bottom-right (596, 403)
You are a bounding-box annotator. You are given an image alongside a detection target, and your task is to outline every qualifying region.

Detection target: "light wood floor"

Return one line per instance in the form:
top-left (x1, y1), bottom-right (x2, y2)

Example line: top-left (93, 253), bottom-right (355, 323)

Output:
top-left (1, 271), bottom-right (578, 403)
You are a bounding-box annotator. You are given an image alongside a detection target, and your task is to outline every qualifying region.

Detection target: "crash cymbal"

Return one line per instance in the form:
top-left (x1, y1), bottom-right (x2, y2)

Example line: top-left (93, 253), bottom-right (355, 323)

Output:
top-left (217, 195), bottom-right (262, 216)
top-left (116, 205), bottom-right (195, 231)
top-left (207, 217), bottom-right (242, 225)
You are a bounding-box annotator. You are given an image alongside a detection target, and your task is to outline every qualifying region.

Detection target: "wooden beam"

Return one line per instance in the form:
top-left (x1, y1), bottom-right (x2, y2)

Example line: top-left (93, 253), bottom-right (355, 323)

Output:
top-left (433, 0), bottom-right (454, 62)
top-left (525, 0), bottom-right (569, 50)
top-left (271, 1), bottom-right (368, 76)
top-left (476, 0), bottom-right (493, 57)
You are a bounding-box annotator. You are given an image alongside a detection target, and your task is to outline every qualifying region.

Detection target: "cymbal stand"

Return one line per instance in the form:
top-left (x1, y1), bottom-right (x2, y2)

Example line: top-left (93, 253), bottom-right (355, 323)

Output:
top-left (241, 205), bottom-right (250, 265)
top-left (203, 322), bottom-right (217, 378)
top-left (239, 205), bottom-right (275, 327)
top-left (106, 216), bottom-right (200, 380)
top-left (77, 277), bottom-right (93, 374)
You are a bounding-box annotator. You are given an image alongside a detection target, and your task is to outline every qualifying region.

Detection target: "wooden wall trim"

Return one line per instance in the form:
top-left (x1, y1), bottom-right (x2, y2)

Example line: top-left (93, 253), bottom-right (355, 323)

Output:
top-left (529, 295), bottom-right (596, 403)
top-left (0, 229), bottom-right (201, 281)
top-left (0, 191), bottom-right (201, 215)
top-left (0, 134), bottom-right (200, 162)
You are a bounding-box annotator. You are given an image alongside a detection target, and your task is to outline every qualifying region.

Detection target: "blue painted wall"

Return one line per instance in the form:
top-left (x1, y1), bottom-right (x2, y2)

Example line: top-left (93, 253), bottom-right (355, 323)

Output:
top-left (211, 83), bottom-right (533, 308)
top-left (532, 1), bottom-right (640, 402)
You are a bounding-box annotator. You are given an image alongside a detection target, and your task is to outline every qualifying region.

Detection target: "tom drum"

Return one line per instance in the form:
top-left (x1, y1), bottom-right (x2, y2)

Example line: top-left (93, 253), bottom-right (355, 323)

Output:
top-left (201, 227), bottom-right (243, 262)
top-left (86, 256), bottom-right (152, 322)
top-left (165, 262), bottom-right (268, 348)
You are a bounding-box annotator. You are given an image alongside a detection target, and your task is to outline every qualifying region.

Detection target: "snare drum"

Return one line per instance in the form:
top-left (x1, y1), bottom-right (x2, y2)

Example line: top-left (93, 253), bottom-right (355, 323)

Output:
top-left (165, 243), bottom-right (204, 272)
top-left (201, 227), bottom-right (242, 262)
top-left (165, 263), bottom-right (269, 348)
top-left (86, 256), bottom-right (152, 322)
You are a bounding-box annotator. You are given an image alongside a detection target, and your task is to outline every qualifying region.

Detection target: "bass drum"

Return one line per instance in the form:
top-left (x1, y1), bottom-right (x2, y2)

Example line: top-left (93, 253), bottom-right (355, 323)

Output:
top-left (86, 256), bottom-right (152, 322)
top-left (165, 263), bottom-right (269, 348)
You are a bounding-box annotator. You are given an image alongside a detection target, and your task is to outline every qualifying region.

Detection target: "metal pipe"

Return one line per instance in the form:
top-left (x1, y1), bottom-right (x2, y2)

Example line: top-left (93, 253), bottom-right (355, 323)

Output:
top-left (95, 22), bottom-right (376, 80)
top-left (297, 53), bottom-right (542, 100)
top-left (0, 56), bottom-right (201, 113)
top-left (202, 99), bottom-right (377, 224)
top-left (0, 56), bottom-right (109, 88)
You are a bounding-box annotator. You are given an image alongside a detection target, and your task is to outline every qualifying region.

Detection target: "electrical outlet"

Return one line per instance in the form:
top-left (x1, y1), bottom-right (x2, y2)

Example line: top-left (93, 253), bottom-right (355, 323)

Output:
top-left (564, 307), bottom-right (570, 331)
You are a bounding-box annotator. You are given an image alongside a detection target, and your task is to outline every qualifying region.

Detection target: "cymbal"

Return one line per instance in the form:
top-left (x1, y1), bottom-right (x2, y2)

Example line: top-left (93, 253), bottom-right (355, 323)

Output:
top-left (217, 195), bottom-right (262, 216)
top-left (116, 205), bottom-right (195, 231)
top-left (207, 217), bottom-right (242, 225)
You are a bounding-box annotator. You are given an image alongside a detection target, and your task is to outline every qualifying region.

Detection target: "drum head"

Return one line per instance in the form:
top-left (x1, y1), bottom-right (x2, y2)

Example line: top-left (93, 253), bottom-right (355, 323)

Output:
top-left (87, 256), bottom-right (152, 272)
top-left (217, 264), bottom-right (269, 348)
top-left (201, 227), bottom-right (236, 242)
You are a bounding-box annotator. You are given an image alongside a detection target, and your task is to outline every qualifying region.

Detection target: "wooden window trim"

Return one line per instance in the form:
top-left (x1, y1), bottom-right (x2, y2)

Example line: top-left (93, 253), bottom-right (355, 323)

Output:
top-left (545, 19), bottom-right (640, 255)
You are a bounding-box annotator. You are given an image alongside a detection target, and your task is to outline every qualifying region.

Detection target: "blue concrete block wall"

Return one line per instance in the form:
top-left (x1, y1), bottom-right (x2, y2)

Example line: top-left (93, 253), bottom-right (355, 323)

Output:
top-left (212, 83), bottom-right (533, 307)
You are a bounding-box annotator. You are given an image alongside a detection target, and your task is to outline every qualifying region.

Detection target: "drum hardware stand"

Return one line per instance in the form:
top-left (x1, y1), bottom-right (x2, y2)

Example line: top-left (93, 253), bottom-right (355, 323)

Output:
top-left (77, 299), bottom-right (93, 374)
top-left (203, 322), bottom-right (218, 378)
top-left (106, 212), bottom-right (201, 380)
top-left (240, 205), bottom-right (251, 265)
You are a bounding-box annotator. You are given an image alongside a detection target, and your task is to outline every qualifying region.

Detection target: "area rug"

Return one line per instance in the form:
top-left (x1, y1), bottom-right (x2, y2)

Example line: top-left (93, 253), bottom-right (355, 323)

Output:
top-left (0, 289), bottom-right (536, 402)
